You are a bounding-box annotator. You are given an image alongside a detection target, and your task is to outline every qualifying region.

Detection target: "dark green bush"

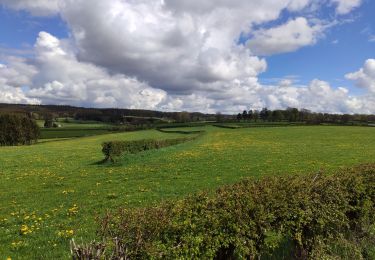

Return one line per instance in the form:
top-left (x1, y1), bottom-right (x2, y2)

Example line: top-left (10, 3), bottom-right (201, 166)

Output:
top-left (0, 114), bottom-right (40, 146)
top-left (102, 136), bottom-right (199, 162)
top-left (72, 164), bottom-right (375, 259)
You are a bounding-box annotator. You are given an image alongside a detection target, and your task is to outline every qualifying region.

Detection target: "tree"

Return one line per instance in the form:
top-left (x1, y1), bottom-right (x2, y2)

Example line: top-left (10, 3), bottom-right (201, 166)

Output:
top-left (237, 113), bottom-right (242, 121)
top-left (341, 114), bottom-right (351, 124)
top-left (215, 112), bottom-right (223, 123)
top-left (248, 110), bottom-right (253, 121)
top-left (260, 108), bottom-right (270, 121)
top-left (174, 112), bottom-right (191, 123)
top-left (44, 113), bottom-right (54, 128)
top-left (286, 108), bottom-right (299, 122)
top-left (242, 110), bottom-right (248, 121)
top-left (271, 110), bottom-right (284, 122)
top-left (0, 114), bottom-right (40, 146)
top-left (253, 110), bottom-right (259, 122)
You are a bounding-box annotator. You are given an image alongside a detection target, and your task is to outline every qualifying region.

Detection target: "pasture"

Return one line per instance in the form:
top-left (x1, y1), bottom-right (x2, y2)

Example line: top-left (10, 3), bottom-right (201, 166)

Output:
top-left (36, 119), bottom-right (114, 139)
top-left (0, 126), bottom-right (375, 259)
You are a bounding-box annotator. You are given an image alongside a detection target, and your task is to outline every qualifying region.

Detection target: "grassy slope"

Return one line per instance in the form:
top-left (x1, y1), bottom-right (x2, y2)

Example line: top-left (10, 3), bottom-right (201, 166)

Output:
top-left (0, 126), bottom-right (375, 259)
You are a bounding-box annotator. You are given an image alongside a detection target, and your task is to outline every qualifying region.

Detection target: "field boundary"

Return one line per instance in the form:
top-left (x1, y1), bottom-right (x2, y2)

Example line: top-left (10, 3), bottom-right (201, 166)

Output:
top-left (71, 163), bottom-right (375, 259)
top-left (101, 131), bottom-right (203, 163)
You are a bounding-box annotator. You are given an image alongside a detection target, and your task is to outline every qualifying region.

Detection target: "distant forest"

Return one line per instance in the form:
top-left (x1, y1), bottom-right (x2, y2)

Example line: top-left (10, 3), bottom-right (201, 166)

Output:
top-left (235, 108), bottom-right (375, 125)
top-left (0, 103), bottom-right (219, 123)
top-left (0, 103), bottom-right (374, 125)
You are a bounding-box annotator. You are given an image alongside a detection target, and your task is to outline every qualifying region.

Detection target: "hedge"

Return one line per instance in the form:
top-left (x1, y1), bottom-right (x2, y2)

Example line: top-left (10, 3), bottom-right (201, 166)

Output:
top-left (71, 164), bottom-right (375, 259)
top-left (212, 123), bottom-right (306, 129)
top-left (157, 129), bottom-right (205, 134)
top-left (102, 135), bottom-right (200, 162)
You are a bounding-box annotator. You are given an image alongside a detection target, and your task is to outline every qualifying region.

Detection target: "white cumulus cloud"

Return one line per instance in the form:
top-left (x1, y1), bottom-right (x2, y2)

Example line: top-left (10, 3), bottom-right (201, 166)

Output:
top-left (0, 32), bottom-right (168, 109)
top-left (346, 59), bottom-right (375, 93)
top-left (0, 0), bottom-right (372, 114)
top-left (331, 0), bottom-right (362, 15)
top-left (247, 17), bottom-right (324, 56)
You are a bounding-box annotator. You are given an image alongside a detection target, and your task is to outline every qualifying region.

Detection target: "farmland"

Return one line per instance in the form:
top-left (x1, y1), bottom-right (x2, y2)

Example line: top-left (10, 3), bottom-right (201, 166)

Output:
top-left (1, 125), bottom-right (375, 259)
top-left (36, 119), bottom-right (114, 139)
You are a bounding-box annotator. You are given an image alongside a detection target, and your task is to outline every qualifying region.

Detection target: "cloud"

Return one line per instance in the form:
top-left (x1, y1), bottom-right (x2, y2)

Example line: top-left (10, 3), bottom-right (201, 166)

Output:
top-left (0, 56), bottom-right (37, 87)
top-left (0, 84), bottom-right (40, 104)
top-left (158, 78), bottom-right (375, 114)
top-left (247, 17), bottom-right (324, 56)
top-left (331, 0), bottom-right (362, 15)
top-left (0, 60), bottom-right (39, 104)
top-left (0, 32), bottom-right (167, 109)
top-left (0, 0), bottom-right (373, 114)
top-left (0, 0), bottom-right (59, 16)
top-left (346, 59), bottom-right (375, 93)
top-left (58, 0), bottom-right (278, 94)
top-left (1, 35), bottom-right (374, 114)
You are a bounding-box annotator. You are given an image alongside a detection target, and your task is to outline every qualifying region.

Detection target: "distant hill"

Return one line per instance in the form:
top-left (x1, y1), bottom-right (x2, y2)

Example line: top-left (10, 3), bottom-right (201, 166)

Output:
top-left (0, 103), bottom-right (224, 123)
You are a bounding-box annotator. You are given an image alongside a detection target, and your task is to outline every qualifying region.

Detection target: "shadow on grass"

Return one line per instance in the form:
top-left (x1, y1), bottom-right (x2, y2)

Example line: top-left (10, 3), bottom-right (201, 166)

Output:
top-left (91, 158), bottom-right (124, 167)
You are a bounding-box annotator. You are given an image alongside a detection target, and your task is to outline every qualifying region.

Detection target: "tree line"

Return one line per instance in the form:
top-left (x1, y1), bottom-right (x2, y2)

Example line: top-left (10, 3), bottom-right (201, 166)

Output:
top-left (0, 114), bottom-right (40, 146)
top-left (236, 107), bottom-right (375, 124)
top-left (0, 103), bottom-right (219, 124)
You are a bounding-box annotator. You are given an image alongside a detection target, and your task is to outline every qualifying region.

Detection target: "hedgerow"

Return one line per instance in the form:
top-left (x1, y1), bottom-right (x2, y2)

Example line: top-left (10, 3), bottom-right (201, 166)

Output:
top-left (157, 129), bottom-right (205, 134)
top-left (71, 164), bottom-right (375, 259)
top-left (102, 135), bottom-right (200, 162)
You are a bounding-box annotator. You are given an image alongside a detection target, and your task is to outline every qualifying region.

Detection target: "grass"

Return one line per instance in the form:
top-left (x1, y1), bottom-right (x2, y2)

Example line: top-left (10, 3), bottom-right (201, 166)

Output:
top-left (37, 119), bottom-right (114, 139)
top-left (0, 126), bottom-right (375, 259)
top-left (36, 119), bottom-right (112, 129)
top-left (40, 128), bottom-right (112, 139)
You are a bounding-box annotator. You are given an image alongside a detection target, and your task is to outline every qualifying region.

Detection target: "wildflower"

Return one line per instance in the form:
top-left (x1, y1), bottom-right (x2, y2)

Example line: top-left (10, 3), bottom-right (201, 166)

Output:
top-left (58, 229), bottom-right (74, 238)
top-left (67, 204), bottom-right (79, 216)
top-left (20, 225), bottom-right (31, 235)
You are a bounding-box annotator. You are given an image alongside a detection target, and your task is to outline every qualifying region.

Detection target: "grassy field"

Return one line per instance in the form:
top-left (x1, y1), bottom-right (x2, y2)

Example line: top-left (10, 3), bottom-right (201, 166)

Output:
top-left (1, 126), bottom-right (375, 259)
top-left (37, 119), bottom-right (114, 139)
top-left (40, 128), bottom-right (112, 139)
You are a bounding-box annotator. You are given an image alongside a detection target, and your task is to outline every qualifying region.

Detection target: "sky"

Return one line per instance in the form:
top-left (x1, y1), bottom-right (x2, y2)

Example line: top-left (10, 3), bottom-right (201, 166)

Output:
top-left (0, 0), bottom-right (374, 114)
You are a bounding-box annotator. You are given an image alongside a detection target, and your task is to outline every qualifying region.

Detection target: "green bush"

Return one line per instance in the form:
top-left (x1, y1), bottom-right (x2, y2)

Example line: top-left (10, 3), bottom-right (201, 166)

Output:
top-left (72, 164), bottom-right (375, 259)
top-left (102, 136), bottom-right (199, 162)
top-left (0, 114), bottom-right (40, 146)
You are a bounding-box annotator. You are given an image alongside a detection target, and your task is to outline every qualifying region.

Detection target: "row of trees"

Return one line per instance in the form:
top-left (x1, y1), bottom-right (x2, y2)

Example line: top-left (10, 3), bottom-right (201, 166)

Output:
top-left (236, 108), bottom-right (299, 122)
top-left (0, 114), bottom-right (40, 146)
top-left (236, 108), bottom-right (375, 124)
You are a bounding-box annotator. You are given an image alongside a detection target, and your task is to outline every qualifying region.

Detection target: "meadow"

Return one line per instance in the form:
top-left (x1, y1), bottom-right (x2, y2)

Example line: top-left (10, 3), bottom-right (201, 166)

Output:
top-left (0, 125), bottom-right (375, 259)
top-left (36, 119), bottom-right (114, 139)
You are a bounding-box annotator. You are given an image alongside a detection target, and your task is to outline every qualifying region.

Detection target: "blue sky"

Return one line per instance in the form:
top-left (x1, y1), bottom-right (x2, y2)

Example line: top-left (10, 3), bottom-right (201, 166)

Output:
top-left (260, 1), bottom-right (375, 90)
top-left (0, 7), bottom-right (67, 50)
top-left (0, 0), bottom-right (374, 114)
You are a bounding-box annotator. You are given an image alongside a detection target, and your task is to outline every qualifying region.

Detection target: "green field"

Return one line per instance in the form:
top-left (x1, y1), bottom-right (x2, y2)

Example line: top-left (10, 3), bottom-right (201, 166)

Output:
top-left (37, 119), bottom-right (114, 139)
top-left (1, 126), bottom-right (375, 259)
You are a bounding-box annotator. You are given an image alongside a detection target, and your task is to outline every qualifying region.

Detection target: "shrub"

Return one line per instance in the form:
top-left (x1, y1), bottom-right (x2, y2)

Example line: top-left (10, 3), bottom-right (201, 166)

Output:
top-left (0, 114), bottom-right (40, 146)
top-left (71, 164), bottom-right (375, 259)
top-left (102, 136), bottom-right (199, 162)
